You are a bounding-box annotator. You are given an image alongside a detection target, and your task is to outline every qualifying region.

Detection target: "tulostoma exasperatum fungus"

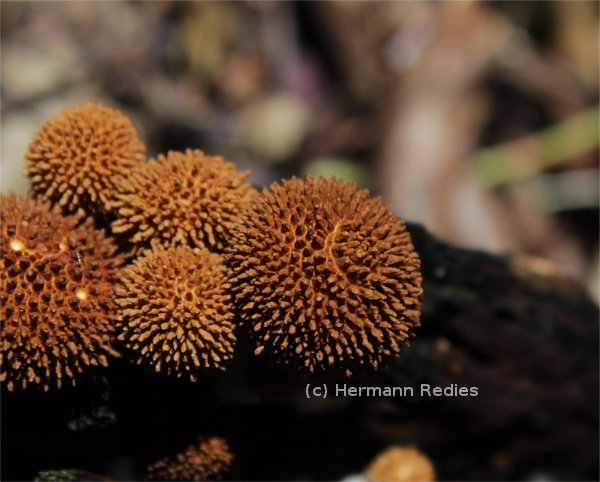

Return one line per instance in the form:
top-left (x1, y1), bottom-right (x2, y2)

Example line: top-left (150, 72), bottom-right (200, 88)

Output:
top-left (24, 102), bottom-right (146, 220)
top-left (115, 244), bottom-right (237, 380)
top-left (0, 193), bottom-right (122, 391)
top-left (109, 149), bottom-right (255, 255)
top-left (226, 176), bottom-right (423, 376)
top-left (146, 436), bottom-right (234, 481)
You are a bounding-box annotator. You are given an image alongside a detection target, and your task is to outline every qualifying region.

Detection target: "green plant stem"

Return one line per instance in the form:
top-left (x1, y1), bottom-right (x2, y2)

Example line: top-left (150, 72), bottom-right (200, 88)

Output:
top-left (472, 106), bottom-right (599, 188)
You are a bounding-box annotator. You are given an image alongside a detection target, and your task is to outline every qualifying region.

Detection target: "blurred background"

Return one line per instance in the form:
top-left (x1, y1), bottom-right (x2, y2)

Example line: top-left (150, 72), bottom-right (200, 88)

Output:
top-left (1, 0), bottom-right (598, 299)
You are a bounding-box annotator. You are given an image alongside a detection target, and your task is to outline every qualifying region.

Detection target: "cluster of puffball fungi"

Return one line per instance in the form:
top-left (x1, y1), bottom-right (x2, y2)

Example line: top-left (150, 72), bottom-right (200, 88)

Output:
top-left (1, 103), bottom-right (426, 480)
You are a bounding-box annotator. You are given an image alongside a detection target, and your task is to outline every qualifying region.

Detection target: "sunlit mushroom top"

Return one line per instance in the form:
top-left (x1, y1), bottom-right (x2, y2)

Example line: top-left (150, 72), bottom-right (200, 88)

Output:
top-left (25, 102), bottom-right (146, 219)
top-left (366, 446), bottom-right (436, 482)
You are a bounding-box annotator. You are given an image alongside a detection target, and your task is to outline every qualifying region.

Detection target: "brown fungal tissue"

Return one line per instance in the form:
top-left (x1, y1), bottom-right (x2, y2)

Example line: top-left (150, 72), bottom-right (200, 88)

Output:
top-left (24, 102), bottom-right (146, 219)
top-left (366, 446), bottom-right (436, 482)
top-left (110, 149), bottom-right (255, 253)
top-left (226, 176), bottom-right (423, 376)
top-left (147, 436), bottom-right (233, 481)
top-left (115, 244), bottom-right (236, 380)
top-left (0, 194), bottom-right (122, 391)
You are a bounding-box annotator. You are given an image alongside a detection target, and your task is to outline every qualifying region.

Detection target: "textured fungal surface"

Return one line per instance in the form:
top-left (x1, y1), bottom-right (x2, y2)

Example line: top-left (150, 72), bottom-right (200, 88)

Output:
top-left (0, 194), bottom-right (122, 391)
top-left (147, 436), bottom-right (233, 481)
top-left (366, 446), bottom-right (436, 482)
top-left (115, 245), bottom-right (236, 380)
top-left (24, 102), bottom-right (146, 219)
top-left (110, 149), bottom-right (255, 253)
top-left (226, 176), bottom-right (423, 375)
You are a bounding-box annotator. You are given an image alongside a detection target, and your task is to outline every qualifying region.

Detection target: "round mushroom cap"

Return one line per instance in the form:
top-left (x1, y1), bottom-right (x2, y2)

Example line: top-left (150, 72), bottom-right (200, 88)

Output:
top-left (1, 194), bottom-right (122, 391)
top-left (116, 244), bottom-right (236, 380)
top-left (366, 446), bottom-right (436, 482)
top-left (226, 176), bottom-right (423, 376)
top-left (110, 149), bottom-right (255, 254)
top-left (25, 102), bottom-right (146, 219)
top-left (147, 436), bottom-right (233, 481)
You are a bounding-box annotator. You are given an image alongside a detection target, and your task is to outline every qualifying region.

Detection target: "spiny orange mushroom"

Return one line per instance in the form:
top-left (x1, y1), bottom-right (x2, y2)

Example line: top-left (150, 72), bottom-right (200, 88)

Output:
top-left (109, 149), bottom-right (255, 253)
top-left (147, 436), bottom-right (233, 481)
top-left (24, 102), bottom-right (146, 219)
top-left (226, 176), bottom-right (423, 376)
top-left (366, 446), bottom-right (436, 482)
top-left (115, 244), bottom-right (236, 380)
top-left (0, 194), bottom-right (122, 391)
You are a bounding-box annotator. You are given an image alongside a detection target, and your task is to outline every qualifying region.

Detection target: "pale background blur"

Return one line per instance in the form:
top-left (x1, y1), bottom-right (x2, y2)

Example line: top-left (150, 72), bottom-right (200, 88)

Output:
top-left (1, 1), bottom-right (598, 297)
